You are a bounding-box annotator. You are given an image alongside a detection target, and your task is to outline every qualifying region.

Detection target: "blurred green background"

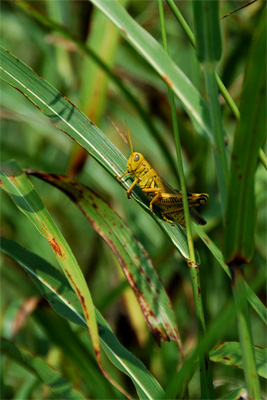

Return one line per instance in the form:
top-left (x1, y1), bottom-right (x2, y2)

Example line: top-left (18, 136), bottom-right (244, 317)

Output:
top-left (1, 1), bottom-right (266, 399)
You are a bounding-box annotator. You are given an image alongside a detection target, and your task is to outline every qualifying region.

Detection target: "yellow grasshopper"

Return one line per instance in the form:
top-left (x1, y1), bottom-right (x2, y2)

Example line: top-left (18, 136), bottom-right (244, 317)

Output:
top-left (119, 129), bottom-right (209, 228)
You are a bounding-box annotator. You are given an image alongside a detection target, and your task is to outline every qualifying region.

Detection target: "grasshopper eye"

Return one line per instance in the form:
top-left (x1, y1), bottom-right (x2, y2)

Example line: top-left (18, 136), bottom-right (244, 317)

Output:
top-left (133, 154), bottom-right (140, 161)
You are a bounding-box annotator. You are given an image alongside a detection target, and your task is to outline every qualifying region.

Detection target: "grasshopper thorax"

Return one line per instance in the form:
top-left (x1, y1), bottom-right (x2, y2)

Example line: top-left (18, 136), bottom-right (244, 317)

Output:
top-left (127, 152), bottom-right (144, 173)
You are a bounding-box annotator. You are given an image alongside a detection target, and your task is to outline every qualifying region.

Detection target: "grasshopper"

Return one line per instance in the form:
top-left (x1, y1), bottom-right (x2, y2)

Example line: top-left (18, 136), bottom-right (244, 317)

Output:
top-left (119, 129), bottom-right (209, 228)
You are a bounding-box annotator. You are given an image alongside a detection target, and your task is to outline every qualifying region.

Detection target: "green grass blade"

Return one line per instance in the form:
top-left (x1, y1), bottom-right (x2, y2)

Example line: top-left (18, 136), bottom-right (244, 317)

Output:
top-left (89, 0), bottom-right (213, 141)
top-left (224, 10), bottom-right (266, 263)
top-left (167, 0), bottom-right (266, 171)
top-left (25, 170), bottom-right (182, 347)
top-left (15, 1), bottom-right (177, 175)
top-left (192, 0), bottom-right (228, 214)
top-left (245, 284), bottom-right (267, 325)
top-left (0, 237), bottom-right (166, 400)
top-left (219, 387), bottom-right (247, 400)
top-left (158, 2), bottom-right (212, 397)
top-left (1, 338), bottom-right (86, 400)
top-left (0, 46), bottom-right (198, 262)
top-left (0, 160), bottom-right (131, 398)
top-left (232, 270), bottom-right (261, 398)
top-left (192, 0), bottom-right (222, 63)
top-left (210, 341), bottom-right (267, 379)
top-left (194, 225), bottom-right (267, 325)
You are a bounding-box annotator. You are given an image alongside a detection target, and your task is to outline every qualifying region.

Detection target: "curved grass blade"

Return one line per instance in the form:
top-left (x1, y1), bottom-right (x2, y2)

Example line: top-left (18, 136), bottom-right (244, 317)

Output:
top-left (219, 387), bottom-right (248, 400)
top-left (0, 46), bottom-right (198, 262)
top-left (210, 342), bottom-right (267, 379)
top-left (14, 1), bottom-right (178, 176)
top-left (25, 170), bottom-right (182, 348)
top-left (1, 338), bottom-right (86, 400)
top-left (0, 160), bottom-right (130, 399)
top-left (88, 0), bottom-right (213, 142)
top-left (0, 237), bottom-right (166, 400)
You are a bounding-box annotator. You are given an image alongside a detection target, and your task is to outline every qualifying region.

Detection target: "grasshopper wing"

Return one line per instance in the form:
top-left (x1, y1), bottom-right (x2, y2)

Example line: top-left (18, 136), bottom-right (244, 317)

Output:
top-left (189, 207), bottom-right (207, 225)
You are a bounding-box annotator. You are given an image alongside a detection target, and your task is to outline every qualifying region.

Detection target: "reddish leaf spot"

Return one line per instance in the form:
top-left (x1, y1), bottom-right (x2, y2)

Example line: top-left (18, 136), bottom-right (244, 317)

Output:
top-left (162, 75), bottom-right (173, 88)
top-left (232, 154), bottom-right (238, 161)
top-left (120, 27), bottom-right (128, 36)
top-left (92, 203), bottom-right (98, 209)
top-left (238, 174), bottom-right (242, 180)
top-left (203, 237), bottom-right (210, 245)
top-left (223, 357), bottom-right (231, 361)
top-left (49, 237), bottom-right (63, 257)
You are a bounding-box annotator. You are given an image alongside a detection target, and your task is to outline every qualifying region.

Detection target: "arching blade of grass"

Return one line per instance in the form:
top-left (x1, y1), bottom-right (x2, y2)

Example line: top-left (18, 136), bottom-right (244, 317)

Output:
top-left (89, 0), bottom-right (213, 142)
top-left (0, 237), bottom-right (166, 400)
top-left (25, 170), bottom-right (182, 348)
top-left (0, 160), bottom-right (130, 399)
top-left (0, 46), bottom-right (199, 262)
top-left (15, 1), bottom-right (177, 175)
top-left (1, 338), bottom-right (86, 400)
top-left (210, 342), bottom-right (267, 379)
top-left (219, 387), bottom-right (247, 400)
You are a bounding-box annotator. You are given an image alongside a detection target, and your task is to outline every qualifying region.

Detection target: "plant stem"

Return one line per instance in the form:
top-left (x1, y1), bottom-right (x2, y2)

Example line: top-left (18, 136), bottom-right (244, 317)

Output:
top-left (158, 2), bottom-right (214, 398)
top-left (166, 0), bottom-right (266, 171)
top-left (231, 266), bottom-right (261, 399)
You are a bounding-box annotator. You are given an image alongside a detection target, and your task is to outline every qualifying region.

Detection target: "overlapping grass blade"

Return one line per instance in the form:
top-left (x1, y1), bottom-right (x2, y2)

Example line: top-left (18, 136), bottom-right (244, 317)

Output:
top-left (224, 11), bottom-right (266, 264)
top-left (1, 338), bottom-right (86, 400)
top-left (0, 160), bottom-right (130, 398)
top-left (15, 1), bottom-right (177, 174)
top-left (0, 46), bottom-right (198, 261)
top-left (0, 236), bottom-right (166, 400)
top-left (25, 170), bottom-right (182, 347)
top-left (210, 342), bottom-right (266, 378)
top-left (192, 0), bottom-right (228, 214)
top-left (89, 0), bottom-right (213, 142)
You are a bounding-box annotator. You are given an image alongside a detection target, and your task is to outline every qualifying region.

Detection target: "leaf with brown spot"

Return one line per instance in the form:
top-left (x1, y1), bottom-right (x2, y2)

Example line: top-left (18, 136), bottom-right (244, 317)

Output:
top-left (26, 170), bottom-right (183, 349)
top-left (0, 236), bottom-right (166, 400)
top-left (0, 160), bottom-right (132, 399)
top-left (210, 341), bottom-right (267, 378)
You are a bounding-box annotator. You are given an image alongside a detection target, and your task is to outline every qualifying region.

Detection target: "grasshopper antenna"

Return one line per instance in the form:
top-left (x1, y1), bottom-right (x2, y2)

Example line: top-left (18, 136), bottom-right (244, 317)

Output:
top-left (107, 116), bottom-right (130, 147)
top-left (125, 120), bottom-right (134, 154)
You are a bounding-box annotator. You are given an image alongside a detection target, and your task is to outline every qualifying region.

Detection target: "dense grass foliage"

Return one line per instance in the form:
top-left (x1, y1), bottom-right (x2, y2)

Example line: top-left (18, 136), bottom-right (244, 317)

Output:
top-left (1, 1), bottom-right (266, 399)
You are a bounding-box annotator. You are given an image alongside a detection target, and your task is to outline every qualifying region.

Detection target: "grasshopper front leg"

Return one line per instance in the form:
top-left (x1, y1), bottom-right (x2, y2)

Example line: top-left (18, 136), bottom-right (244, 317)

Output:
top-left (126, 177), bottom-right (139, 199)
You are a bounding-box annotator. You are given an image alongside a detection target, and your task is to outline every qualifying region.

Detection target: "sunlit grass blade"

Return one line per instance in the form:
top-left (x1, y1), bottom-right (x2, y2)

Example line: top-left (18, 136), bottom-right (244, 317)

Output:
top-left (88, 0), bottom-right (213, 141)
top-left (15, 1), bottom-right (177, 175)
top-left (0, 237), bottom-right (166, 400)
top-left (0, 160), bottom-right (130, 399)
top-left (0, 46), bottom-right (198, 262)
top-left (25, 170), bottom-right (182, 347)
top-left (1, 338), bottom-right (86, 400)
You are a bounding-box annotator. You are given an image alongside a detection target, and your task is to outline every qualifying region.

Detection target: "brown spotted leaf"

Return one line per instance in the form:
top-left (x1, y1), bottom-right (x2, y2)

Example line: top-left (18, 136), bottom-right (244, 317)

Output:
top-left (0, 160), bottom-right (131, 399)
top-left (26, 170), bottom-right (182, 348)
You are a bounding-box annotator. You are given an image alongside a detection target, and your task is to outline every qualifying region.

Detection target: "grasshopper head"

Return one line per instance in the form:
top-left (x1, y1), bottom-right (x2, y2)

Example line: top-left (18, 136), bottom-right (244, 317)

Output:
top-left (127, 152), bottom-right (144, 173)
